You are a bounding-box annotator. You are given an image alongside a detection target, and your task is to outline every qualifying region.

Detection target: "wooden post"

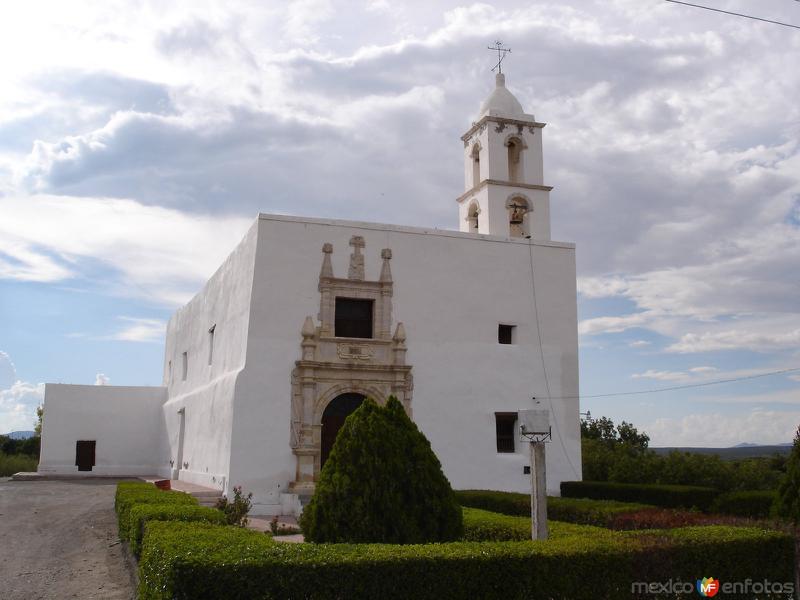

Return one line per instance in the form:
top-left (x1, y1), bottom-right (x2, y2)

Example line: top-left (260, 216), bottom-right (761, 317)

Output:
top-left (529, 440), bottom-right (548, 540)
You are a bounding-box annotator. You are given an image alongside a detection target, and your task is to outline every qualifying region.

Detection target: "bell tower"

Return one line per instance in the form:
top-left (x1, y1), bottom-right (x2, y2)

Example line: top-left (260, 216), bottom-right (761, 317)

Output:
top-left (457, 73), bottom-right (552, 240)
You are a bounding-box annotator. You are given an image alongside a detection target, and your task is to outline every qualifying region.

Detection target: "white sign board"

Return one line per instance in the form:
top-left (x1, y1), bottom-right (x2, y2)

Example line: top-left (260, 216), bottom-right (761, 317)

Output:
top-left (518, 408), bottom-right (550, 436)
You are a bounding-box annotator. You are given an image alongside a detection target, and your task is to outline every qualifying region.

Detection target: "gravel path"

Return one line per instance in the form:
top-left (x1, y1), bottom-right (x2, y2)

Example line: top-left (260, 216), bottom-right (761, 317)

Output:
top-left (0, 479), bottom-right (136, 600)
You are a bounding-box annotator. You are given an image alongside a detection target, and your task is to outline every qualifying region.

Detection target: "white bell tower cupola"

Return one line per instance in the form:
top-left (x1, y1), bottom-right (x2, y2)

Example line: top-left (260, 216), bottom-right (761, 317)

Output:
top-left (457, 73), bottom-right (552, 240)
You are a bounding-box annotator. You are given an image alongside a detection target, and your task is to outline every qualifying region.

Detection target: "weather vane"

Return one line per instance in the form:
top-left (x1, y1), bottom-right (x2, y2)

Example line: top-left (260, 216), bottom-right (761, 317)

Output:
top-left (487, 41), bottom-right (511, 74)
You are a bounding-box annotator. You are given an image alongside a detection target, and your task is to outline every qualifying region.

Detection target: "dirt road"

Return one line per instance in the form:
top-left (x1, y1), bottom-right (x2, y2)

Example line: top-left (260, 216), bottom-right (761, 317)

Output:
top-left (0, 479), bottom-right (135, 600)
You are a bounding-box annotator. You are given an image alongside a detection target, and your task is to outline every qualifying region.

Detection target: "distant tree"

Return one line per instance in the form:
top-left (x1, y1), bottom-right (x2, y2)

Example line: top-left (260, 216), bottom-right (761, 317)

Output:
top-left (581, 416), bottom-right (617, 446)
top-left (34, 406), bottom-right (43, 437)
top-left (776, 425), bottom-right (800, 593)
top-left (617, 421), bottom-right (650, 451)
top-left (300, 396), bottom-right (463, 543)
top-left (776, 427), bottom-right (800, 522)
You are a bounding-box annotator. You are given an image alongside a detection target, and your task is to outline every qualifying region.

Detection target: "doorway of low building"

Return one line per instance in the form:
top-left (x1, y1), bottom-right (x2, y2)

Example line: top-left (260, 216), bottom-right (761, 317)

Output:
top-left (75, 440), bottom-right (96, 472)
top-left (320, 392), bottom-right (366, 468)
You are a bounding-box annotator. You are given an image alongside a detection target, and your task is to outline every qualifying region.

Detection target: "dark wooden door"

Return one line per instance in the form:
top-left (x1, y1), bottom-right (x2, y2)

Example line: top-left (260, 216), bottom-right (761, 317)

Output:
top-left (320, 393), bottom-right (365, 468)
top-left (75, 440), bottom-right (96, 471)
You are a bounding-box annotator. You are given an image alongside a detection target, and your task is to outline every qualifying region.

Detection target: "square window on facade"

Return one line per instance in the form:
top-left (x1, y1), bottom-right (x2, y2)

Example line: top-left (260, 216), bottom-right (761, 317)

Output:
top-left (495, 412), bottom-right (516, 453)
top-left (498, 324), bottom-right (515, 344)
top-left (335, 298), bottom-right (374, 338)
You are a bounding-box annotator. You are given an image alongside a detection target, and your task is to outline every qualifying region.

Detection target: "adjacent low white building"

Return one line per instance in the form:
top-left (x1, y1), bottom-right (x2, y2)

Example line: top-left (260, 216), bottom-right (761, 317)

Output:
top-left (38, 74), bottom-right (582, 515)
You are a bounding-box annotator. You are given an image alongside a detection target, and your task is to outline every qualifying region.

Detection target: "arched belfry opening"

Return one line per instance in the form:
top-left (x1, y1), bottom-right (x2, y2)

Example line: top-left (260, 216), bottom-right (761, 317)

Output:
top-left (506, 136), bottom-right (525, 183)
top-left (467, 201), bottom-right (480, 232)
top-left (320, 392), bottom-right (365, 467)
top-left (508, 195), bottom-right (531, 238)
top-left (471, 144), bottom-right (481, 187)
top-left (289, 236), bottom-right (413, 496)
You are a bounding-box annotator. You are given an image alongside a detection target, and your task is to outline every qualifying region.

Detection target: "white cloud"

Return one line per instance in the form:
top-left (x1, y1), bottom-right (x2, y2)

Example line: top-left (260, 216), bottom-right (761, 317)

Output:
top-left (667, 329), bottom-right (800, 354)
top-left (0, 379), bottom-right (44, 434)
top-left (0, 194), bottom-right (252, 305)
top-left (284, 0), bottom-right (333, 43)
top-left (94, 373), bottom-right (110, 386)
top-left (629, 340), bottom-right (651, 348)
top-left (108, 317), bottom-right (165, 343)
top-left (645, 409), bottom-right (800, 447)
top-left (689, 366), bottom-right (717, 374)
top-left (631, 369), bottom-right (690, 381)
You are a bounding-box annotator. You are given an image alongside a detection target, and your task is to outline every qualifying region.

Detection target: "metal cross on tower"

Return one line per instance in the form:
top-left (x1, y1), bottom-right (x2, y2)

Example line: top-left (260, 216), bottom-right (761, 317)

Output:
top-left (487, 41), bottom-right (511, 74)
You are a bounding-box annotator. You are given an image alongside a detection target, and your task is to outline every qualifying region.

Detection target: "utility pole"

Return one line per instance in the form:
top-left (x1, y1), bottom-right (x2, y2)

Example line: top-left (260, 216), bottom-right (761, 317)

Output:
top-left (519, 408), bottom-right (551, 540)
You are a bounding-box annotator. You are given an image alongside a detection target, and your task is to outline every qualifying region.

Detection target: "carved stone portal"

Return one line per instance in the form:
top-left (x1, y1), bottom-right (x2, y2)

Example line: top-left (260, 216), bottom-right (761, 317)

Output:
top-left (289, 236), bottom-right (413, 495)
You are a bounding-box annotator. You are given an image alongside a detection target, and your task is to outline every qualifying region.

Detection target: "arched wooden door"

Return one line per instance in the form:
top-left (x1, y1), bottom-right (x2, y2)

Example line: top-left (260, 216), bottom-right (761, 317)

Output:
top-left (320, 393), bottom-right (365, 468)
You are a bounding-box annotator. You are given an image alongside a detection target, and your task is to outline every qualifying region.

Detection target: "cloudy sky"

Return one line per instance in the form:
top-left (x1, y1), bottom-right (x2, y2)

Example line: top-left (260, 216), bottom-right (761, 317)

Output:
top-left (1, 0), bottom-right (798, 446)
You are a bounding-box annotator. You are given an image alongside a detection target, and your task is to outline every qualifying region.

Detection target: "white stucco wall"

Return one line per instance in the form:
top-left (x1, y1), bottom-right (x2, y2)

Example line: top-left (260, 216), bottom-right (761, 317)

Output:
top-left (38, 384), bottom-right (166, 476)
top-left (161, 219), bottom-right (259, 491)
top-left (226, 214), bottom-right (579, 511)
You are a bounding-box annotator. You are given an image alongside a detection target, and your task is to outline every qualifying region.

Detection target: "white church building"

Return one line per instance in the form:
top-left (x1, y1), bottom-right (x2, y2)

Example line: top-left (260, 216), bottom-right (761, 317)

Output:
top-left (38, 73), bottom-right (582, 515)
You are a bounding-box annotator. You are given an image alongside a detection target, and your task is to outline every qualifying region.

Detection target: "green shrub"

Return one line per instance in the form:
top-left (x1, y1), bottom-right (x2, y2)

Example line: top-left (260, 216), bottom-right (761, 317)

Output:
top-left (461, 507), bottom-right (612, 541)
top-left (115, 482), bottom-right (198, 539)
top-left (561, 481), bottom-right (719, 511)
top-left (128, 504), bottom-right (226, 556)
top-left (138, 521), bottom-right (794, 600)
top-left (300, 396), bottom-right (462, 543)
top-left (0, 451), bottom-right (38, 476)
top-left (456, 489), bottom-right (652, 527)
top-left (712, 490), bottom-right (777, 519)
top-left (215, 485), bottom-right (252, 527)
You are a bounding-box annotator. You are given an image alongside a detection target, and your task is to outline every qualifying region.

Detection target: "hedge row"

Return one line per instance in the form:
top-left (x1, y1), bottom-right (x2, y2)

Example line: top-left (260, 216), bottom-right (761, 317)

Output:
top-left (115, 482), bottom-right (199, 539)
top-left (138, 520), bottom-right (794, 600)
top-left (128, 504), bottom-right (226, 556)
top-left (711, 490), bottom-right (777, 519)
top-left (461, 507), bottom-right (611, 542)
top-left (560, 481), bottom-right (719, 511)
top-left (456, 490), bottom-right (652, 527)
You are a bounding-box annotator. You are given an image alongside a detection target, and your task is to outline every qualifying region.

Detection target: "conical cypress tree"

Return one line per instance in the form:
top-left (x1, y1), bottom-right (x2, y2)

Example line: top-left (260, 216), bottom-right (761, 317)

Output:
top-left (299, 396), bottom-right (463, 543)
top-left (777, 425), bottom-right (800, 523)
top-left (776, 425), bottom-right (800, 594)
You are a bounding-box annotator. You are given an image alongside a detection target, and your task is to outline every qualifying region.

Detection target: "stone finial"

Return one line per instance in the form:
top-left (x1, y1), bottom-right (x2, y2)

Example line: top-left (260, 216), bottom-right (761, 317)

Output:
top-left (301, 316), bottom-right (315, 339)
top-left (392, 322), bottom-right (407, 366)
top-left (301, 316), bottom-right (316, 361)
top-left (379, 248), bottom-right (393, 282)
top-left (348, 235), bottom-right (365, 280)
top-left (320, 243), bottom-right (333, 278)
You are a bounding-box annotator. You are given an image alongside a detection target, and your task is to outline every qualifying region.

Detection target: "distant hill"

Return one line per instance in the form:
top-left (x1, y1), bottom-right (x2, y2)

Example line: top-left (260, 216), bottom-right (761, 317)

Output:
top-left (2, 430), bottom-right (35, 440)
top-left (651, 445), bottom-right (791, 460)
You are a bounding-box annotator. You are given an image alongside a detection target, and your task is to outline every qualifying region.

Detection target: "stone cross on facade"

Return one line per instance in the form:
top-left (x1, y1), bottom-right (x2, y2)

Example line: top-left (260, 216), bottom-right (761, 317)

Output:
top-left (348, 235), bottom-right (366, 280)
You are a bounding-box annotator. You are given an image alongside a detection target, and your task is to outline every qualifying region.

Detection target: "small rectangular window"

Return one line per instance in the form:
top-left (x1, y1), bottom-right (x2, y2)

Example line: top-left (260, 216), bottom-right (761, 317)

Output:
top-left (208, 325), bottom-right (216, 365)
top-left (335, 298), bottom-right (374, 338)
top-left (168, 360), bottom-right (172, 383)
top-left (182, 352), bottom-right (188, 381)
top-left (498, 324), bottom-right (516, 344)
top-left (495, 412), bottom-right (517, 453)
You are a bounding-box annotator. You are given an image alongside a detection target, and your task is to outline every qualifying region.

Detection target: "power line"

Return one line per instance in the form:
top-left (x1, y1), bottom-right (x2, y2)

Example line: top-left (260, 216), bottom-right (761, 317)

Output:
top-left (543, 366), bottom-right (800, 400)
top-left (664, 0), bottom-right (800, 30)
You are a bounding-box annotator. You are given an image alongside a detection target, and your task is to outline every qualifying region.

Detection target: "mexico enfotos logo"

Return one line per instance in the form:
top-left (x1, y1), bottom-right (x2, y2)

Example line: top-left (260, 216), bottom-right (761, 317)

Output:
top-left (631, 577), bottom-right (794, 596)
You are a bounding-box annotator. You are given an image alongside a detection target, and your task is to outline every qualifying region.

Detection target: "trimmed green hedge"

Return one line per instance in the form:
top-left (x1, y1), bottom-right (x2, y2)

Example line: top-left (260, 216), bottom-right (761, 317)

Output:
top-left (128, 504), bottom-right (226, 556)
top-left (456, 489), bottom-right (651, 527)
top-left (561, 481), bottom-right (719, 511)
top-left (461, 507), bottom-right (611, 541)
top-left (138, 521), bottom-right (793, 600)
top-left (711, 490), bottom-right (777, 519)
top-left (115, 482), bottom-right (198, 539)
